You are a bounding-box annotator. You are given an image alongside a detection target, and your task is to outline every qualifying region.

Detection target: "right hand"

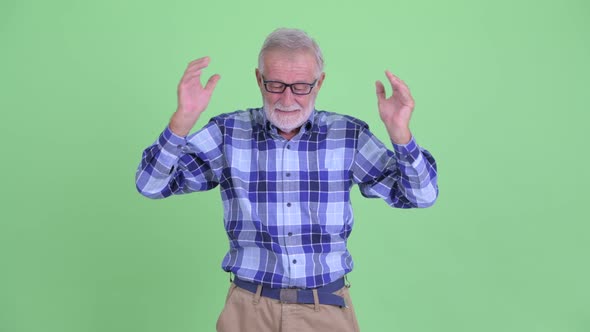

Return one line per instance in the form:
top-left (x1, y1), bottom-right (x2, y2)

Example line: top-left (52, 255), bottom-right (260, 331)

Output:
top-left (169, 56), bottom-right (221, 137)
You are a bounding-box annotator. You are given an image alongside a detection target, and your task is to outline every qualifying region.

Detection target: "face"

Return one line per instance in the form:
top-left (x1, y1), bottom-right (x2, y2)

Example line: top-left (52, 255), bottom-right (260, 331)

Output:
top-left (256, 49), bottom-right (325, 134)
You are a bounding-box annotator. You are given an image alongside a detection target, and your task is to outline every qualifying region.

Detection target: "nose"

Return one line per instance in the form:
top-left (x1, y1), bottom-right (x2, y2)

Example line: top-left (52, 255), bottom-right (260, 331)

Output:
top-left (279, 86), bottom-right (295, 106)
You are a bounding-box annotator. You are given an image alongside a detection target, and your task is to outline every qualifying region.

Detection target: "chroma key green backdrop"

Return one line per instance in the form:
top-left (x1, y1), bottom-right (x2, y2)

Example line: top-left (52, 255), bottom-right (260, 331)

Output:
top-left (1, 0), bottom-right (589, 331)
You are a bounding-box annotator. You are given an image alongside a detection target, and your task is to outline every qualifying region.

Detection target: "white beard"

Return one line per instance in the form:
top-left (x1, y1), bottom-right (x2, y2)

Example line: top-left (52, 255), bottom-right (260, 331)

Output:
top-left (263, 100), bottom-right (314, 133)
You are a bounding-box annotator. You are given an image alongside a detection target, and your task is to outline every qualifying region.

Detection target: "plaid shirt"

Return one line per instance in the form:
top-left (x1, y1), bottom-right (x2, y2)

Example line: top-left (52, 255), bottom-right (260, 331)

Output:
top-left (136, 108), bottom-right (438, 288)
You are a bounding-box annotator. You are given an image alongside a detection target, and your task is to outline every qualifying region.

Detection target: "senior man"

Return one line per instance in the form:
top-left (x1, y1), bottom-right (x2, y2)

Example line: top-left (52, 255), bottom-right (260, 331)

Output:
top-left (136, 28), bottom-right (438, 332)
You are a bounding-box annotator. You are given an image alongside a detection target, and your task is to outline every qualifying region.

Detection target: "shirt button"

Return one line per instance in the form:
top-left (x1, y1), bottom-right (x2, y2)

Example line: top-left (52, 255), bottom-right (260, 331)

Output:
top-left (286, 172), bottom-right (291, 177)
top-left (286, 144), bottom-right (291, 149)
top-left (288, 232), bottom-right (293, 236)
top-left (286, 203), bottom-right (292, 207)
top-left (292, 259), bottom-right (297, 264)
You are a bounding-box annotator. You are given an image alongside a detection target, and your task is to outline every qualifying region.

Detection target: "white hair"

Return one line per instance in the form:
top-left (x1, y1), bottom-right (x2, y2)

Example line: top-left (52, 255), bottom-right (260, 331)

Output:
top-left (258, 28), bottom-right (324, 76)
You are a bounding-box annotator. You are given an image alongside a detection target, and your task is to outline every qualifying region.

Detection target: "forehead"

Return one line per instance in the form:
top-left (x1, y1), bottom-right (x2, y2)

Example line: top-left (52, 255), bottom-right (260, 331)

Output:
top-left (262, 49), bottom-right (318, 81)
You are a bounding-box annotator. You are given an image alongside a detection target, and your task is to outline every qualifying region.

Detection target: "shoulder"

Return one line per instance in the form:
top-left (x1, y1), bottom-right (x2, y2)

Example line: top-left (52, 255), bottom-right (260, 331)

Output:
top-left (209, 108), bottom-right (260, 122)
top-left (207, 108), bottom-right (264, 129)
top-left (313, 110), bottom-right (369, 131)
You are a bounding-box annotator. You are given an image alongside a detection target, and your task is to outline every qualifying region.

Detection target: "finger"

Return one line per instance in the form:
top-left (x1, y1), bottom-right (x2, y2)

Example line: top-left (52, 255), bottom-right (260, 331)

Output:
top-left (389, 72), bottom-right (411, 93)
top-left (385, 70), bottom-right (398, 88)
top-left (184, 63), bottom-right (208, 75)
top-left (375, 80), bottom-right (386, 102)
top-left (186, 62), bottom-right (209, 75)
top-left (179, 73), bottom-right (206, 91)
top-left (385, 70), bottom-right (407, 90)
top-left (386, 70), bottom-right (413, 100)
top-left (185, 57), bottom-right (211, 72)
top-left (182, 65), bottom-right (205, 84)
top-left (396, 79), bottom-right (413, 102)
top-left (385, 71), bottom-right (406, 99)
top-left (187, 56), bottom-right (210, 68)
top-left (184, 69), bottom-right (203, 78)
top-left (181, 70), bottom-right (203, 84)
top-left (204, 74), bottom-right (221, 93)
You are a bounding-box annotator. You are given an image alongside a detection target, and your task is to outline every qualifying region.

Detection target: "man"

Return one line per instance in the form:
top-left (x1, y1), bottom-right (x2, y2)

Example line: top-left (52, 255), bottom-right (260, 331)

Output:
top-left (136, 28), bottom-right (438, 332)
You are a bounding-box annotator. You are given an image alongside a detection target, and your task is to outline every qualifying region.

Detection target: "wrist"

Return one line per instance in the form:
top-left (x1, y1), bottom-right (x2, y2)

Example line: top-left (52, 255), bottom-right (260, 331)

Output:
top-left (387, 126), bottom-right (411, 145)
top-left (169, 110), bottom-right (195, 137)
top-left (169, 124), bottom-right (189, 137)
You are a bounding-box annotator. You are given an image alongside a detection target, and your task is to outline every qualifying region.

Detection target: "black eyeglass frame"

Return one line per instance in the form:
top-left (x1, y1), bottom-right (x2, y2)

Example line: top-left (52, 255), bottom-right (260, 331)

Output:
top-left (261, 75), bottom-right (318, 95)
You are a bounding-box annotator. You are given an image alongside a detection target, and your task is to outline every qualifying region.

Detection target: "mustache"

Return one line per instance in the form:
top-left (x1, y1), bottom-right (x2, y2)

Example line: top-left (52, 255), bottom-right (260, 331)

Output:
top-left (273, 102), bottom-right (301, 112)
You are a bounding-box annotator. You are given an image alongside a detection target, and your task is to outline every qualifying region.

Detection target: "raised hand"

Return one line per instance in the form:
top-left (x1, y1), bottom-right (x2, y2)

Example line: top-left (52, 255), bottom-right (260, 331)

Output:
top-left (375, 70), bottom-right (414, 144)
top-left (169, 56), bottom-right (221, 137)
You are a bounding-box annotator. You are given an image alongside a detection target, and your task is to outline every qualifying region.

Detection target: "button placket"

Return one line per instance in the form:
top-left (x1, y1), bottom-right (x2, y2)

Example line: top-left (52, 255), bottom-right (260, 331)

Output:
top-left (281, 141), bottom-right (300, 276)
top-left (283, 142), bottom-right (297, 211)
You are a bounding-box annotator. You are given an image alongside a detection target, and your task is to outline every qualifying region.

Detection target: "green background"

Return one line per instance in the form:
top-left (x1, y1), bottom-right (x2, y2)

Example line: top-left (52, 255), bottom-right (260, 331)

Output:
top-left (1, 0), bottom-right (589, 331)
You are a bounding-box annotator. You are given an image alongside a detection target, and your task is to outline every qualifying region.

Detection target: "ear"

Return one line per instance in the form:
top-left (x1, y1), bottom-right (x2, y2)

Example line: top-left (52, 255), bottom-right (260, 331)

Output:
top-left (315, 72), bottom-right (326, 91)
top-left (255, 68), bottom-right (263, 89)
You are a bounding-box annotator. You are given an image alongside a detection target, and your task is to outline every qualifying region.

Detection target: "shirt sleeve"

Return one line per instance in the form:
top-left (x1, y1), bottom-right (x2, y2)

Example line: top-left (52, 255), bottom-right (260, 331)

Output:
top-left (135, 122), bottom-right (224, 199)
top-left (352, 127), bottom-right (438, 208)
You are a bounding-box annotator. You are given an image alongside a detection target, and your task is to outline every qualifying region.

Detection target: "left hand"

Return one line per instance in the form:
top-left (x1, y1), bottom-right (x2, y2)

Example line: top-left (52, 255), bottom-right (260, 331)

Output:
top-left (375, 70), bottom-right (415, 144)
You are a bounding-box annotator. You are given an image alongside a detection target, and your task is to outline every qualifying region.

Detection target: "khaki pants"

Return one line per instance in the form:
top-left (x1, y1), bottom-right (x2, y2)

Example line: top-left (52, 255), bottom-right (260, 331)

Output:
top-left (216, 282), bottom-right (361, 332)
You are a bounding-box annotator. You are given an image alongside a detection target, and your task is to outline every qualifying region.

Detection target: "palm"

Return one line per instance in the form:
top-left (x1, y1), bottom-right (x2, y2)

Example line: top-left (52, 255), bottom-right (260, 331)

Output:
top-left (377, 91), bottom-right (413, 128)
top-left (178, 76), bottom-right (213, 115)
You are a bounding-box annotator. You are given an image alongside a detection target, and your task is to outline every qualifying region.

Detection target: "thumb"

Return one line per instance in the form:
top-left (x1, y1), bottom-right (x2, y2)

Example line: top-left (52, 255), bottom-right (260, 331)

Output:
top-left (205, 74), bottom-right (221, 93)
top-left (375, 80), bottom-right (386, 102)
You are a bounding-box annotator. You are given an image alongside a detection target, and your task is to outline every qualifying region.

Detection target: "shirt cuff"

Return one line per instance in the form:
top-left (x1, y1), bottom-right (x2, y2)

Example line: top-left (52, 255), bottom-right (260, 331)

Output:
top-left (392, 136), bottom-right (421, 165)
top-left (158, 126), bottom-right (188, 155)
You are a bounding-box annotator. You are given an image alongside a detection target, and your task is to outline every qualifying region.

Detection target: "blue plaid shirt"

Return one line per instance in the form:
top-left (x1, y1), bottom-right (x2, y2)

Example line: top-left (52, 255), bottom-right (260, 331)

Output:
top-left (136, 108), bottom-right (438, 288)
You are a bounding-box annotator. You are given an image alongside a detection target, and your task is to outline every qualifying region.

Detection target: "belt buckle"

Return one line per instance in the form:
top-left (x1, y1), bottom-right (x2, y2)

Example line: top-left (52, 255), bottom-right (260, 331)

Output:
top-left (279, 288), bottom-right (298, 304)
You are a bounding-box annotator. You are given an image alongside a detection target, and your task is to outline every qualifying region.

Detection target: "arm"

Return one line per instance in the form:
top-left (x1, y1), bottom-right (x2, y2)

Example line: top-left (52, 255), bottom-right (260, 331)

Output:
top-left (135, 56), bottom-right (223, 199)
top-left (352, 70), bottom-right (438, 207)
top-left (135, 122), bottom-right (224, 199)
top-left (352, 127), bottom-right (438, 208)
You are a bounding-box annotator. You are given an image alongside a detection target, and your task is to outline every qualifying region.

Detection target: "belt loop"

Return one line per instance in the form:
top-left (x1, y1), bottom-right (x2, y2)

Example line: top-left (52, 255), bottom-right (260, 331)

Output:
top-left (228, 272), bottom-right (233, 283)
top-left (252, 284), bottom-right (262, 305)
top-left (312, 289), bottom-right (320, 312)
top-left (344, 275), bottom-right (351, 288)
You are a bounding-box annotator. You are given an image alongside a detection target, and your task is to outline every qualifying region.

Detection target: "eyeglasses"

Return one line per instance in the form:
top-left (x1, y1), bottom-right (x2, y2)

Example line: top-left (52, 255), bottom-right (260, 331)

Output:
top-left (262, 75), bottom-right (318, 95)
